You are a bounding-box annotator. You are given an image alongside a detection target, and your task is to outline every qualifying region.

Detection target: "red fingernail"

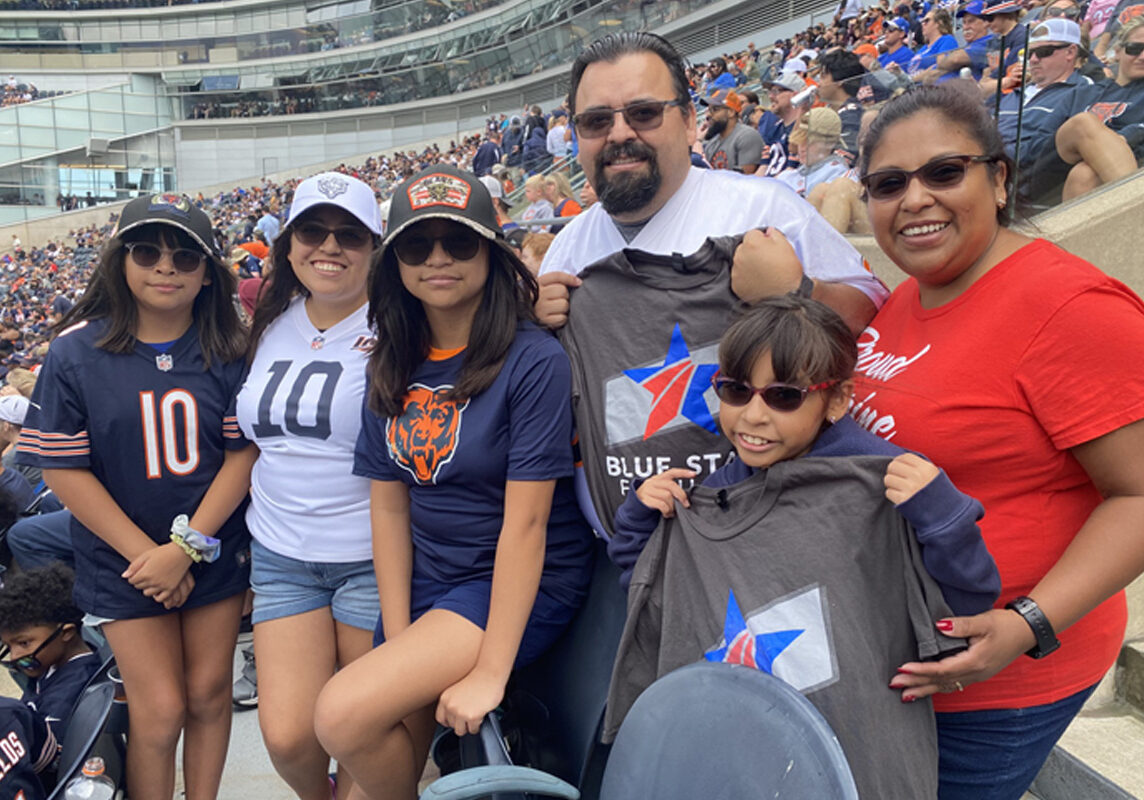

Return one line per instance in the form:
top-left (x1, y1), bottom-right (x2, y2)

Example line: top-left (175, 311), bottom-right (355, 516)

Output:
top-left (896, 667), bottom-right (913, 674)
top-left (902, 695), bottom-right (918, 703)
top-left (935, 620), bottom-right (954, 631)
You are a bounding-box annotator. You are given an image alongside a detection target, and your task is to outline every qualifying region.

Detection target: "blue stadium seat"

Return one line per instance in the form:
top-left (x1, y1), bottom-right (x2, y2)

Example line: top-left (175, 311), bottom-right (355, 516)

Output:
top-left (422, 661), bottom-right (859, 800)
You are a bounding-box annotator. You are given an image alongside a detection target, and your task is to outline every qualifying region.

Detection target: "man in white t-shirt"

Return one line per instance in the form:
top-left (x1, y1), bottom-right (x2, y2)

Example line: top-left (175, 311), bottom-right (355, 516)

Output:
top-left (538, 32), bottom-right (887, 335)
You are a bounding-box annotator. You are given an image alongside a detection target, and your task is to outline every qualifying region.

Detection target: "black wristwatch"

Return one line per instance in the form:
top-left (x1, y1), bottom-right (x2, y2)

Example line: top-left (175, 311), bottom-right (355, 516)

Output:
top-left (1005, 596), bottom-right (1060, 659)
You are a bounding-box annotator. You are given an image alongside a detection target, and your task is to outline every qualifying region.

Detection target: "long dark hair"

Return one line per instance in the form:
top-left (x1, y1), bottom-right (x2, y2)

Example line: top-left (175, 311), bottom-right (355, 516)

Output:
top-left (719, 295), bottom-right (856, 390)
top-left (366, 236), bottom-right (539, 417)
top-left (246, 212), bottom-right (380, 361)
top-left (858, 84), bottom-right (1014, 225)
top-left (55, 225), bottom-right (245, 367)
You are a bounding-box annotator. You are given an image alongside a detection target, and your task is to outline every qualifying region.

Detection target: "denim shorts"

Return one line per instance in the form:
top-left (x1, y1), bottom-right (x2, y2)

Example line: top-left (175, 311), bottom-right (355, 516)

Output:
top-left (250, 538), bottom-right (380, 632)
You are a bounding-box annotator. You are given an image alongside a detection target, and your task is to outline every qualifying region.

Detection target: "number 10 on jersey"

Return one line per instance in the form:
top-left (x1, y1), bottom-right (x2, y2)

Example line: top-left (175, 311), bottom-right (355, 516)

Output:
top-left (139, 390), bottom-right (200, 479)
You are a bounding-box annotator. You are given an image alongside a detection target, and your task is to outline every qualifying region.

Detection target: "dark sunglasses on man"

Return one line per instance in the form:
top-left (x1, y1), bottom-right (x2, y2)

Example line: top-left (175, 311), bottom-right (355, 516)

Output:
top-left (572, 99), bottom-right (686, 139)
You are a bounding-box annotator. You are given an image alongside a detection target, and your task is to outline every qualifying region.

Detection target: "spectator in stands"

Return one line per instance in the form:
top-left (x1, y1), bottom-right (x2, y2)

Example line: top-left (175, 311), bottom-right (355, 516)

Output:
top-left (519, 232), bottom-right (555, 275)
top-left (0, 564), bottom-right (100, 745)
top-left (816, 49), bottom-right (867, 157)
top-left (760, 70), bottom-right (809, 176)
top-left (502, 116), bottom-right (525, 178)
top-left (861, 82), bottom-right (1144, 800)
top-left (777, 107), bottom-right (857, 196)
top-left (538, 31), bottom-right (886, 335)
top-left (706, 57), bottom-right (737, 91)
top-left (1050, 17), bottom-right (1144, 200)
top-left (0, 393), bottom-right (39, 491)
top-left (909, 8), bottom-right (960, 81)
top-left (880, 18), bottom-right (917, 70)
top-left (979, 0), bottom-right (1029, 96)
top-left (997, 18), bottom-right (1091, 165)
top-left (700, 88), bottom-right (765, 173)
top-left (542, 172), bottom-right (581, 233)
top-left (937, 2), bottom-right (996, 81)
top-left (546, 111), bottom-right (572, 161)
top-left (522, 117), bottom-right (553, 175)
top-left (855, 42), bottom-right (908, 101)
top-left (471, 132), bottom-right (503, 178)
top-left (520, 175), bottom-right (553, 232)
top-left (1092, 0), bottom-right (1144, 60)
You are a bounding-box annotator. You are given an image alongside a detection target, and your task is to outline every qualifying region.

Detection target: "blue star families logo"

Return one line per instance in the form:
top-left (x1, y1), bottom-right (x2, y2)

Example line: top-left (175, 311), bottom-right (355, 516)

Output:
top-left (705, 585), bottom-right (838, 694)
top-left (604, 324), bottom-right (719, 445)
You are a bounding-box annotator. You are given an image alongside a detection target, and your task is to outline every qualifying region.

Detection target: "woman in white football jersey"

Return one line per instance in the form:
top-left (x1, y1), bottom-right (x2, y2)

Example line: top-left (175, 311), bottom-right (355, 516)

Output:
top-left (234, 172), bottom-right (382, 800)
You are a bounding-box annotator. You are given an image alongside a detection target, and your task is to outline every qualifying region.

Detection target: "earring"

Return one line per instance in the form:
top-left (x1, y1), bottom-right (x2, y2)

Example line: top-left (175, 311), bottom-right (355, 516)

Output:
top-left (997, 197), bottom-right (1006, 208)
top-left (828, 415), bottom-right (836, 424)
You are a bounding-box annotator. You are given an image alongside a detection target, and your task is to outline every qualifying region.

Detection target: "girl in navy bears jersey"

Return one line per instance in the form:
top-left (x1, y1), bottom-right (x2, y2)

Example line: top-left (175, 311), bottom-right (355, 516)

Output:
top-left (235, 172), bottom-right (383, 800)
top-left (314, 165), bottom-right (593, 799)
top-left (16, 195), bottom-right (254, 800)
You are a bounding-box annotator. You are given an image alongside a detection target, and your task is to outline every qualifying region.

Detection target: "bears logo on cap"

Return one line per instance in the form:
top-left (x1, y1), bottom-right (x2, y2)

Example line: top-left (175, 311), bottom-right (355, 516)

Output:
top-left (407, 173), bottom-right (472, 211)
top-left (317, 175), bottom-right (349, 199)
top-left (149, 194), bottom-right (192, 215)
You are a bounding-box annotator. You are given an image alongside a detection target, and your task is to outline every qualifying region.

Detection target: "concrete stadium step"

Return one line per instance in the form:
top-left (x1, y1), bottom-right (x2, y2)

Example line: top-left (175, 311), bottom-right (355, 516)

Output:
top-left (1029, 640), bottom-right (1144, 800)
top-left (1030, 701), bottom-right (1144, 800)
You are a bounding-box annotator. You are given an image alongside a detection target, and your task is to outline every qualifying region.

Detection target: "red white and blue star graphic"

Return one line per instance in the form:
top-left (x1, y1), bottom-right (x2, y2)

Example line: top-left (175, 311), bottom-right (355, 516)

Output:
top-left (623, 324), bottom-right (719, 440)
top-left (705, 590), bottom-right (804, 674)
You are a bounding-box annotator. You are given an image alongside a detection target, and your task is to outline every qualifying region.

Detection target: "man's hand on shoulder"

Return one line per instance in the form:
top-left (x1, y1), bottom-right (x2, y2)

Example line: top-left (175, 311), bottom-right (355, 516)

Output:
top-left (731, 227), bottom-right (803, 303)
top-left (535, 271), bottom-right (582, 329)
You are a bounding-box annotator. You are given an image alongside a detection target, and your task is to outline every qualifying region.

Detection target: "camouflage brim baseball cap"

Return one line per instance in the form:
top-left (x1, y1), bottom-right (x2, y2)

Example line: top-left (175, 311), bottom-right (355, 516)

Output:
top-left (114, 194), bottom-right (221, 261)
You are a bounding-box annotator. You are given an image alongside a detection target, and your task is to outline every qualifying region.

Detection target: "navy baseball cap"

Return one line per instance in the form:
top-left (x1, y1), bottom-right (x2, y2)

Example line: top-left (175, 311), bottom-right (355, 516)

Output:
top-left (114, 194), bottom-right (221, 261)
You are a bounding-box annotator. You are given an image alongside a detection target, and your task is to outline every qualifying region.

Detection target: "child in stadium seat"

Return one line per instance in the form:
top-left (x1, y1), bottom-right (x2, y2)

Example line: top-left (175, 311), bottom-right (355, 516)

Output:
top-left (0, 564), bottom-right (99, 746)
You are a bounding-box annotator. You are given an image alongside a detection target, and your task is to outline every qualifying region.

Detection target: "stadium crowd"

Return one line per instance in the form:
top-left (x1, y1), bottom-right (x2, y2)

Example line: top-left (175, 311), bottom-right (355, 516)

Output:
top-left (1, 2), bottom-right (1144, 798)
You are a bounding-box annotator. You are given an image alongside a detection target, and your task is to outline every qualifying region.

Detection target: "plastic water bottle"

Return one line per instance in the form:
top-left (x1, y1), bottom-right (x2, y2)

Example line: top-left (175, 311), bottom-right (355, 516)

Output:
top-left (64, 757), bottom-right (115, 800)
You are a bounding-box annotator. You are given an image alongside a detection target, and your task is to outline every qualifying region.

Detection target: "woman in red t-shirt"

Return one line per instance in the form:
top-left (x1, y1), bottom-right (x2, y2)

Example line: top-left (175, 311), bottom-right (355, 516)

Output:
top-left (856, 84), bottom-right (1144, 800)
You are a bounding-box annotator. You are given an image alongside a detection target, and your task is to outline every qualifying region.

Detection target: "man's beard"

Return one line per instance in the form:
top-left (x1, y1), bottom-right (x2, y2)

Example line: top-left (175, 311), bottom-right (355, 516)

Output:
top-left (704, 118), bottom-right (728, 139)
top-left (593, 140), bottom-right (663, 216)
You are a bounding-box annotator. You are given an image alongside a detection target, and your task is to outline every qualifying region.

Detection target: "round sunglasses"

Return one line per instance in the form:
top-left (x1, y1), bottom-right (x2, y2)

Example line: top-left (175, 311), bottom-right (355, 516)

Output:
top-left (124, 241), bottom-right (207, 273)
top-left (293, 221), bottom-right (373, 250)
top-left (571, 99), bottom-right (686, 139)
top-left (860, 154), bottom-right (996, 201)
top-left (393, 227), bottom-right (483, 265)
top-left (711, 372), bottom-right (838, 412)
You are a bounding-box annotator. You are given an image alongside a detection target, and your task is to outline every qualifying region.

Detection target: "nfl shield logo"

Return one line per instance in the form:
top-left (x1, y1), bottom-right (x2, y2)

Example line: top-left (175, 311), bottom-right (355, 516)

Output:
top-left (156, 354), bottom-right (174, 371)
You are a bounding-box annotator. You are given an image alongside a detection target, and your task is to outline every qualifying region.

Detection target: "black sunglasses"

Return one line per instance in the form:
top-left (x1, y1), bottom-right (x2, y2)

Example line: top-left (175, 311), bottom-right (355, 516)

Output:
top-left (1124, 41), bottom-right (1144, 57)
top-left (1029, 43), bottom-right (1071, 59)
top-left (124, 241), bottom-right (206, 273)
top-left (711, 372), bottom-right (838, 412)
top-left (0, 625), bottom-right (66, 673)
top-left (572, 99), bottom-right (686, 139)
top-left (393, 227), bottom-right (483, 265)
top-left (294, 221), bottom-right (373, 250)
top-left (860, 154), bottom-right (996, 201)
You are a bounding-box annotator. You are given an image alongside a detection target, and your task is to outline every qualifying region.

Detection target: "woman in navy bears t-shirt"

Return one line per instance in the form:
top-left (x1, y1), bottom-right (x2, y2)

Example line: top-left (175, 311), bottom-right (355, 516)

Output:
top-left (315, 165), bottom-right (594, 796)
top-left (16, 195), bottom-right (253, 800)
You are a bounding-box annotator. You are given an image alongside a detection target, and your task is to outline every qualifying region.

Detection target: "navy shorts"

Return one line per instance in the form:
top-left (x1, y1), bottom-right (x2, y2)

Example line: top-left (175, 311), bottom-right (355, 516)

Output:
top-left (70, 518), bottom-right (251, 620)
top-left (373, 574), bottom-right (580, 668)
